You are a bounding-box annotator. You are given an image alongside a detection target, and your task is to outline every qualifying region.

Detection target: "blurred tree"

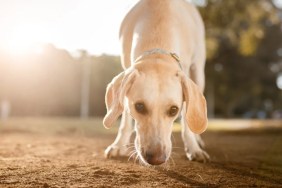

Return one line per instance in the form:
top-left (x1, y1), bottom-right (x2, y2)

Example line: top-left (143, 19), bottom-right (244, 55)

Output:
top-left (200, 0), bottom-right (282, 118)
top-left (0, 46), bottom-right (122, 117)
top-left (1, 0), bottom-right (281, 119)
top-left (89, 55), bottom-right (122, 116)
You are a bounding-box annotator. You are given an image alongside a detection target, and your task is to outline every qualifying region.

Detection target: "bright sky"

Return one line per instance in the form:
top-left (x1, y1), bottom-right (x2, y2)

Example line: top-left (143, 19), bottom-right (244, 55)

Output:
top-left (0, 0), bottom-right (281, 56)
top-left (0, 0), bottom-right (138, 56)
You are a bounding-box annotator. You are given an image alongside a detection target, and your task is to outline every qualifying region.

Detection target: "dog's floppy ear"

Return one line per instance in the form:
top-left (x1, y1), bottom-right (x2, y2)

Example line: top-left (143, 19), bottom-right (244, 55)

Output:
top-left (179, 72), bottom-right (208, 134)
top-left (103, 68), bottom-right (138, 129)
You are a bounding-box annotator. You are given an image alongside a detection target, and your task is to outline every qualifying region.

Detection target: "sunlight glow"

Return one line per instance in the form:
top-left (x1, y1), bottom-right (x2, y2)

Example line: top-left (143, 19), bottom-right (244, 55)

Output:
top-left (273, 0), bottom-right (282, 8)
top-left (0, 0), bottom-right (138, 56)
top-left (7, 24), bottom-right (46, 56)
top-left (0, 0), bottom-right (279, 55)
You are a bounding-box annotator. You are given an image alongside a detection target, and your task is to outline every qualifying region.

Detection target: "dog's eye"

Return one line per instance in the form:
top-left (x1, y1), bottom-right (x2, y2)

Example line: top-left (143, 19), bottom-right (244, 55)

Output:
top-left (168, 106), bottom-right (178, 117)
top-left (135, 102), bottom-right (147, 114)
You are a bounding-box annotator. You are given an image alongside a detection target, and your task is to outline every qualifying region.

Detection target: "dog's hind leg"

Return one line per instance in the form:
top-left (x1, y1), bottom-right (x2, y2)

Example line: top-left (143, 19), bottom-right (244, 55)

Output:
top-left (105, 110), bottom-right (134, 158)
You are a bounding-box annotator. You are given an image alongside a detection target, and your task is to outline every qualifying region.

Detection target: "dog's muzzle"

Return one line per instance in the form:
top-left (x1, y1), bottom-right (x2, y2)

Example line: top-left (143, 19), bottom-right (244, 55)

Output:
top-left (145, 151), bottom-right (166, 165)
top-left (141, 145), bottom-right (167, 165)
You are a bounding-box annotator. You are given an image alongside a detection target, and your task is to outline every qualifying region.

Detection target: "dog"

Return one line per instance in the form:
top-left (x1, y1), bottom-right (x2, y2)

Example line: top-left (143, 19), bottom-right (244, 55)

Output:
top-left (103, 0), bottom-right (209, 165)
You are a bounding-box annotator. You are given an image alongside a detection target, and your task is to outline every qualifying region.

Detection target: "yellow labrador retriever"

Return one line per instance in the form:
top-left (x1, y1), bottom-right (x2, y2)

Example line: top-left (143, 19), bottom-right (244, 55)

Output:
top-left (103, 0), bottom-right (209, 165)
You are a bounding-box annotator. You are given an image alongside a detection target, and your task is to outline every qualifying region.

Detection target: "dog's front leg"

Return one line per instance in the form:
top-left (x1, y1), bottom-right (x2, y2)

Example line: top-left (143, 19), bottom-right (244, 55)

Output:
top-left (105, 110), bottom-right (133, 158)
top-left (180, 109), bottom-right (210, 163)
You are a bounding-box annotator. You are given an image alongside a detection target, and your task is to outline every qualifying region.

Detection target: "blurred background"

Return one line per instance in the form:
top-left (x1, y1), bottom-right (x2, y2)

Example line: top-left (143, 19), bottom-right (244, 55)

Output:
top-left (0, 0), bottom-right (281, 120)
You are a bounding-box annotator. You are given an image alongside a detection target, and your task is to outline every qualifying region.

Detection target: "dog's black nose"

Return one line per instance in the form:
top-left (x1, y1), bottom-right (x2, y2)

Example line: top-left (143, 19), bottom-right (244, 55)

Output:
top-left (145, 152), bottom-right (166, 165)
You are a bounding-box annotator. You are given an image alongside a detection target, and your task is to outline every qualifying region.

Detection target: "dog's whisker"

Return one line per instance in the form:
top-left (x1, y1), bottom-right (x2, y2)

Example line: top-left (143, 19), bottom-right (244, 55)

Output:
top-left (125, 146), bottom-right (136, 151)
top-left (134, 151), bottom-right (148, 167)
top-left (119, 143), bottom-right (135, 148)
top-left (130, 152), bottom-right (137, 160)
top-left (126, 148), bottom-right (135, 152)
top-left (128, 151), bottom-right (137, 161)
top-left (127, 144), bottom-right (135, 147)
top-left (171, 147), bottom-right (182, 153)
top-left (170, 151), bottom-right (178, 155)
top-left (126, 142), bottom-right (135, 146)
top-left (134, 154), bottom-right (139, 165)
top-left (169, 156), bottom-right (176, 167)
top-left (128, 150), bottom-right (136, 158)
top-left (170, 151), bottom-right (180, 158)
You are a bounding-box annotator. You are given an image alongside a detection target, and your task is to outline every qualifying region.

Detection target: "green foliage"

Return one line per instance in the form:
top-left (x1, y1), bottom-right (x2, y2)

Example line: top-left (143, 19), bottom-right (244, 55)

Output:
top-left (201, 0), bottom-right (282, 118)
top-left (239, 27), bottom-right (262, 56)
top-left (200, 0), bottom-right (280, 58)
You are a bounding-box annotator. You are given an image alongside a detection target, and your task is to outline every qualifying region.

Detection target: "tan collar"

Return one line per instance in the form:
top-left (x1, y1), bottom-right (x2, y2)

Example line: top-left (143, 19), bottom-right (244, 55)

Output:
top-left (134, 48), bottom-right (183, 70)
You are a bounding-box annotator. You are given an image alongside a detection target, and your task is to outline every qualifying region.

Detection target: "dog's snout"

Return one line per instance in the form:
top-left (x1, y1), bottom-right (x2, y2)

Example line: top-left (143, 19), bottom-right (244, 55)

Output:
top-left (145, 151), bottom-right (166, 165)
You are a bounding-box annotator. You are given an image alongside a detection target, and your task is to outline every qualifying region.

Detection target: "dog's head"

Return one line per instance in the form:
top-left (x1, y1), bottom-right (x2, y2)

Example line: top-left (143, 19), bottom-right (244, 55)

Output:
top-left (103, 59), bottom-right (207, 165)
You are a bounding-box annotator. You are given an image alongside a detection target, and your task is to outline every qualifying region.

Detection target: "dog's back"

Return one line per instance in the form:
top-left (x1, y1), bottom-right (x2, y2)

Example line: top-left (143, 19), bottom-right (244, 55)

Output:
top-left (120, 0), bottom-right (205, 72)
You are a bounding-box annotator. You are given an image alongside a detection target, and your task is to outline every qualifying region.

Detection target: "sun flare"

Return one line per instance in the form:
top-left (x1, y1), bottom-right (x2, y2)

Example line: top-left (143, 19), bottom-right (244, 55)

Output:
top-left (7, 24), bottom-right (46, 55)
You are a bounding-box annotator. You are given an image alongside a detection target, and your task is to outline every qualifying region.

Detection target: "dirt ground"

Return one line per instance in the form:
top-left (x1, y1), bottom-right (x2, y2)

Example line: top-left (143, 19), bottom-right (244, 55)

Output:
top-left (0, 118), bottom-right (281, 188)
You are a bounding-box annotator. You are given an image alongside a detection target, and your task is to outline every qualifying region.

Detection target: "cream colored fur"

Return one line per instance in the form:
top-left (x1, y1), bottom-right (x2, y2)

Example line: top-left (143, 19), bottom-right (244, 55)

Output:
top-left (103, 0), bottom-right (209, 165)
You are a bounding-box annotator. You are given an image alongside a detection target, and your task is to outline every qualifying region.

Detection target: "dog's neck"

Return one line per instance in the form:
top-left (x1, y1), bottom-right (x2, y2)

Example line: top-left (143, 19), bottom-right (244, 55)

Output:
top-left (134, 48), bottom-right (183, 70)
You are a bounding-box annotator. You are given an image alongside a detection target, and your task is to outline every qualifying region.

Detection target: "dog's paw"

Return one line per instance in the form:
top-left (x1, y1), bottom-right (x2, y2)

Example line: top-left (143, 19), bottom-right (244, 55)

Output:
top-left (104, 144), bottom-right (128, 158)
top-left (185, 149), bottom-right (210, 163)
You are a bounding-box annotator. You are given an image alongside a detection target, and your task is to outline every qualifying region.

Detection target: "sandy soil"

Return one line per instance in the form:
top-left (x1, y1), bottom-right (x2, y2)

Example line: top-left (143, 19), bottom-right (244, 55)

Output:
top-left (0, 118), bottom-right (281, 187)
